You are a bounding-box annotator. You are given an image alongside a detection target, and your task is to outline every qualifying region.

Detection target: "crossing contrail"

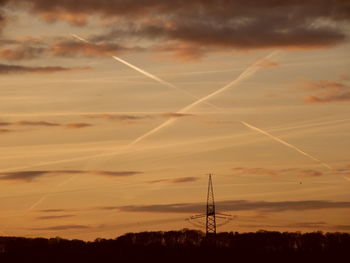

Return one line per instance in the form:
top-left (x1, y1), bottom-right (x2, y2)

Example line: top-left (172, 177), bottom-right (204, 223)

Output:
top-left (1, 50), bottom-right (333, 174)
top-left (0, 51), bottom-right (278, 173)
top-left (240, 121), bottom-right (332, 170)
top-left (71, 34), bottom-right (217, 109)
top-left (112, 52), bottom-right (279, 149)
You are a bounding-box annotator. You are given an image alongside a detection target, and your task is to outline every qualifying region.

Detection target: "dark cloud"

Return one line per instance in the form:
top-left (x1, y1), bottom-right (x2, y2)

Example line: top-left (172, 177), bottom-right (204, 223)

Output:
top-left (0, 170), bottom-right (142, 182)
top-left (118, 200), bottom-right (350, 214)
top-left (6, 1), bottom-right (350, 23)
top-left (85, 114), bottom-right (155, 122)
top-left (303, 80), bottom-right (350, 103)
top-left (148, 176), bottom-right (199, 184)
top-left (171, 177), bottom-right (199, 183)
top-left (0, 171), bottom-right (50, 182)
top-left (15, 120), bottom-right (60, 126)
top-left (0, 120), bottom-right (96, 130)
top-left (0, 170), bottom-right (83, 182)
top-left (0, 121), bottom-right (11, 126)
top-left (1, 1), bottom-right (349, 59)
top-left (161, 113), bottom-right (194, 118)
top-left (36, 215), bottom-right (75, 220)
top-left (232, 167), bottom-right (324, 177)
top-left (87, 1), bottom-right (348, 57)
top-left (85, 113), bottom-right (194, 124)
top-left (30, 224), bottom-right (90, 231)
top-left (96, 171), bottom-right (143, 177)
top-left (64, 123), bottom-right (92, 129)
top-left (0, 63), bottom-right (90, 75)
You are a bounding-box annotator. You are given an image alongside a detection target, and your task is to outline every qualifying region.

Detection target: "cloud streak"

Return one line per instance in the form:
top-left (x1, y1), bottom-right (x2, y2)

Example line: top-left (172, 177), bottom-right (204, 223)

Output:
top-left (30, 224), bottom-right (90, 231)
top-left (0, 120), bottom-right (93, 130)
top-left (15, 121), bottom-right (60, 126)
top-left (232, 167), bottom-right (327, 178)
top-left (84, 113), bottom-right (155, 122)
top-left (118, 200), bottom-right (350, 214)
top-left (0, 63), bottom-right (90, 75)
top-left (0, 170), bottom-right (142, 182)
top-left (36, 215), bottom-right (75, 220)
top-left (147, 176), bottom-right (199, 184)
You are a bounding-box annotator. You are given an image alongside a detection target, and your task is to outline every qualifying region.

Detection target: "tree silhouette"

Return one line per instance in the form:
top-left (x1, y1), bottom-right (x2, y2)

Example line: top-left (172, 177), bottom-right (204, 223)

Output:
top-left (0, 230), bottom-right (349, 263)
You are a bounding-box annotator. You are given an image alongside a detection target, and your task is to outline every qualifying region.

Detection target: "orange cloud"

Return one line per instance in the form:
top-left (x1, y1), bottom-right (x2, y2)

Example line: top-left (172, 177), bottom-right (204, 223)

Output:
top-left (64, 123), bottom-right (92, 129)
top-left (258, 58), bottom-right (279, 68)
top-left (0, 46), bottom-right (44, 60)
top-left (302, 80), bottom-right (350, 103)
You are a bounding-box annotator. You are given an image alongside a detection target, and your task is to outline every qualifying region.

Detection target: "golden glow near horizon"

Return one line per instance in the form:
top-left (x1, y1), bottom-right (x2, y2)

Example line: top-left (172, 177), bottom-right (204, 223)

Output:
top-left (0, 2), bottom-right (349, 240)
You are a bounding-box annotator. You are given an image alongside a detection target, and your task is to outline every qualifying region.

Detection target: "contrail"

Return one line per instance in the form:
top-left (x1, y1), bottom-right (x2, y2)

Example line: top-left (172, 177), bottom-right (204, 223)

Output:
top-left (27, 174), bottom-right (77, 211)
top-left (111, 52), bottom-right (279, 150)
top-left (1, 51), bottom-right (334, 174)
top-left (240, 121), bottom-right (332, 170)
top-left (71, 33), bottom-right (90, 43)
top-left (71, 34), bottom-right (217, 109)
top-left (0, 51), bottom-right (278, 173)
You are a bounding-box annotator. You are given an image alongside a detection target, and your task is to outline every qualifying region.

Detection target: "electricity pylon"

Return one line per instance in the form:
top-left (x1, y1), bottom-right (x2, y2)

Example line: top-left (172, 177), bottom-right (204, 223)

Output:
top-left (187, 174), bottom-right (234, 235)
top-left (206, 174), bottom-right (216, 235)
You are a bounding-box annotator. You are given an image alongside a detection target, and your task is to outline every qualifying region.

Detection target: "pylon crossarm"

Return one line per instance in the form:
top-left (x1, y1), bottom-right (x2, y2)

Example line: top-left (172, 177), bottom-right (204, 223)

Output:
top-left (216, 212), bottom-right (232, 217)
top-left (191, 214), bottom-right (206, 219)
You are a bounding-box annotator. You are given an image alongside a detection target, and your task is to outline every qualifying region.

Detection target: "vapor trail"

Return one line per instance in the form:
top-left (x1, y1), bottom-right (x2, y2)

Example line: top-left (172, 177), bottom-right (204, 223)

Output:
top-left (3, 50), bottom-right (335, 176)
top-left (71, 34), bottom-right (217, 109)
top-left (240, 121), bottom-right (332, 170)
top-left (27, 174), bottom-right (77, 211)
top-left (71, 34), bottom-right (89, 43)
top-left (0, 51), bottom-right (277, 173)
top-left (110, 52), bottom-right (279, 150)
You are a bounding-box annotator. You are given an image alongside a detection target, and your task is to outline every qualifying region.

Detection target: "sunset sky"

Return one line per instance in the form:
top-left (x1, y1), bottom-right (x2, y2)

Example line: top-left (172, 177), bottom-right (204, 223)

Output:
top-left (0, 0), bottom-right (349, 240)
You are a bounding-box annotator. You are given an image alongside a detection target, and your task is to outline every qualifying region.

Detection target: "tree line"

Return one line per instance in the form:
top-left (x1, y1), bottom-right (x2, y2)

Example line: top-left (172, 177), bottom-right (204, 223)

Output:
top-left (0, 229), bottom-right (349, 262)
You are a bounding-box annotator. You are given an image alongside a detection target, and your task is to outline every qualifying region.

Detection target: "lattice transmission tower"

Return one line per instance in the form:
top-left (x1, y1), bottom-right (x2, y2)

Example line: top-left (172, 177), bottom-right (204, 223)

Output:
top-left (187, 174), bottom-right (234, 236)
top-left (206, 174), bottom-right (216, 235)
